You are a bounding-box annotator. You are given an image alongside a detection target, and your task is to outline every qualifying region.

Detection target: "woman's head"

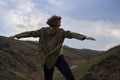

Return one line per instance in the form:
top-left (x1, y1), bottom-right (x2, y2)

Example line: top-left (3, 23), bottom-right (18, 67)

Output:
top-left (47, 15), bottom-right (61, 27)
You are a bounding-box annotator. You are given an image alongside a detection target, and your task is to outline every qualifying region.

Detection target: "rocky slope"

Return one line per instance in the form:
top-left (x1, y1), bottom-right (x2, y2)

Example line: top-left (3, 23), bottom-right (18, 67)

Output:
top-left (81, 45), bottom-right (120, 80)
top-left (0, 36), bottom-right (41, 80)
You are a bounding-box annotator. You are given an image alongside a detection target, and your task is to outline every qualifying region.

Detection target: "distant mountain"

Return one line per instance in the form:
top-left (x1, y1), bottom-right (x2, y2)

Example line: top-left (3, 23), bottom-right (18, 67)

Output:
top-left (62, 45), bottom-right (103, 66)
top-left (0, 36), bottom-right (103, 80)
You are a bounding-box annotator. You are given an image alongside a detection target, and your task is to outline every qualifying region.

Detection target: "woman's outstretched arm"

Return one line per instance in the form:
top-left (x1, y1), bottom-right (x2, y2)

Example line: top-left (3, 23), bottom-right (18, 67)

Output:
top-left (7, 29), bottom-right (42, 40)
top-left (62, 30), bottom-right (95, 41)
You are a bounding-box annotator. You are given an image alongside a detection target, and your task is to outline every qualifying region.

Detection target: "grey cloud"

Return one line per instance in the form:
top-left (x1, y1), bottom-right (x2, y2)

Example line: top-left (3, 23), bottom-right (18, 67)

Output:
top-left (16, 24), bottom-right (26, 28)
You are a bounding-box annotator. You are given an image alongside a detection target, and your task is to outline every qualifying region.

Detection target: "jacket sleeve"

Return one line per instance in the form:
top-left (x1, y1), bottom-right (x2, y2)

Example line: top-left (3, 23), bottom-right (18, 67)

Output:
top-left (15, 29), bottom-right (41, 39)
top-left (62, 30), bottom-right (86, 40)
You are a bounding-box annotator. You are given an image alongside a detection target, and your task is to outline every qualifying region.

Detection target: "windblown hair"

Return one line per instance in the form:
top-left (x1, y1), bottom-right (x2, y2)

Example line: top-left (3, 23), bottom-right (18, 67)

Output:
top-left (46, 15), bottom-right (61, 27)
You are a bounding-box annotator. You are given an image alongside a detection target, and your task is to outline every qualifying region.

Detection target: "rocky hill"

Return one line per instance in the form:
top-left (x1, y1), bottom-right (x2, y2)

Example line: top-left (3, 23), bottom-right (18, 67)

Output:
top-left (81, 45), bottom-right (120, 80)
top-left (0, 36), bottom-right (41, 80)
top-left (0, 36), bottom-right (101, 80)
top-left (73, 45), bottom-right (120, 80)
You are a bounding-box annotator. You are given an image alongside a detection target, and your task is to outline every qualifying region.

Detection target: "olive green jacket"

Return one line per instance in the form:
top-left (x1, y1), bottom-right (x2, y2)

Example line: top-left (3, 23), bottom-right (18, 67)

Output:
top-left (15, 27), bottom-right (86, 69)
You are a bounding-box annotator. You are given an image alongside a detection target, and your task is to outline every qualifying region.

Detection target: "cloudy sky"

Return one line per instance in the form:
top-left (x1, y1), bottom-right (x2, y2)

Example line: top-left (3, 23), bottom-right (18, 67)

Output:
top-left (0, 0), bottom-right (120, 51)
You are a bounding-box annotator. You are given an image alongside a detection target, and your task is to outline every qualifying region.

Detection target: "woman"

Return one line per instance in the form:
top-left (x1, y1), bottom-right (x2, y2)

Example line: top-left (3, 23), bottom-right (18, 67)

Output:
top-left (8, 15), bottom-right (95, 80)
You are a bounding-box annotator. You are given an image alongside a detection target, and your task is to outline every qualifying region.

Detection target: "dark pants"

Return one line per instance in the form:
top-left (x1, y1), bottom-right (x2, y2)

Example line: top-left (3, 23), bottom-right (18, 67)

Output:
top-left (43, 55), bottom-right (75, 80)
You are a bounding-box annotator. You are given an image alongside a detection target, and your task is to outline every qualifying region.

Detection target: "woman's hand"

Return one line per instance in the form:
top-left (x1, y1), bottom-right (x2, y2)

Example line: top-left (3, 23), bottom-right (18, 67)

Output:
top-left (85, 36), bottom-right (96, 41)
